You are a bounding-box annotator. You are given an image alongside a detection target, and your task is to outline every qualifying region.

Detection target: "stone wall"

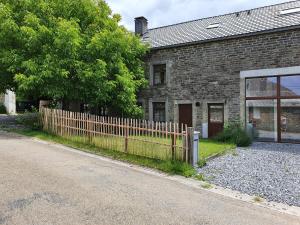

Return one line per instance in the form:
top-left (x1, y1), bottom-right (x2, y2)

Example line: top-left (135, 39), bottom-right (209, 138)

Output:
top-left (139, 29), bottom-right (300, 134)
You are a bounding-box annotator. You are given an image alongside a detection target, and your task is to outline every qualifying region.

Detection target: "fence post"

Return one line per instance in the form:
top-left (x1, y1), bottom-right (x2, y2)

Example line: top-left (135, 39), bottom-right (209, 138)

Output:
top-left (187, 127), bottom-right (199, 166)
top-left (171, 133), bottom-right (175, 160)
top-left (125, 119), bottom-right (129, 153)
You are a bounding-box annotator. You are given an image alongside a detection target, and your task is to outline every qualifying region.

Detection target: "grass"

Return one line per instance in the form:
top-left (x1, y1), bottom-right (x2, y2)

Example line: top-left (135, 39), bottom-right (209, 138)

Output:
top-left (129, 135), bottom-right (236, 161)
top-left (253, 196), bottom-right (264, 203)
top-left (194, 173), bottom-right (206, 181)
top-left (6, 128), bottom-right (196, 177)
top-left (199, 139), bottom-right (236, 160)
top-left (201, 183), bottom-right (213, 189)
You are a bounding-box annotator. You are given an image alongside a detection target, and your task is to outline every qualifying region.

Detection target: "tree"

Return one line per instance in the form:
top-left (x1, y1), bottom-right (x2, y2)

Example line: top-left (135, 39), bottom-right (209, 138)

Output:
top-left (0, 0), bottom-right (148, 117)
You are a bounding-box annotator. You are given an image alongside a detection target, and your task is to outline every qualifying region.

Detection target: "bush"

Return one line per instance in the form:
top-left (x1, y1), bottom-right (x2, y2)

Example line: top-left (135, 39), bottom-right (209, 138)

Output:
top-left (16, 112), bottom-right (41, 130)
top-left (214, 122), bottom-right (252, 147)
top-left (197, 158), bottom-right (207, 168)
top-left (0, 103), bottom-right (6, 114)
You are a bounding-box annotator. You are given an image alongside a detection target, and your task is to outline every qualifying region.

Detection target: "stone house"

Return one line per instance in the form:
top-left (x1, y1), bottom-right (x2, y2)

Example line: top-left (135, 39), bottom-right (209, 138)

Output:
top-left (136, 1), bottom-right (300, 143)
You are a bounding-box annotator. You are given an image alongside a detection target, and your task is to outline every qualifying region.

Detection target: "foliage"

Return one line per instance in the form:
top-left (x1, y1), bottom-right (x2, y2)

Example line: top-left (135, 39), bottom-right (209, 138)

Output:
top-left (197, 158), bottom-right (207, 168)
top-left (0, 103), bottom-right (6, 114)
top-left (201, 183), bottom-right (213, 189)
top-left (16, 112), bottom-right (41, 130)
top-left (160, 160), bottom-right (196, 177)
top-left (253, 196), bottom-right (264, 203)
top-left (214, 122), bottom-right (252, 147)
top-left (0, 0), bottom-right (148, 117)
top-left (194, 173), bottom-right (206, 181)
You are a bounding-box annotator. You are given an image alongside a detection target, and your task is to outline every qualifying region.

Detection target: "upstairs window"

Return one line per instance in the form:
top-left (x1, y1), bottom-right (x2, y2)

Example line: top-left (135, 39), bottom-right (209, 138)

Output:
top-left (206, 23), bottom-right (220, 29)
top-left (153, 64), bottom-right (166, 86)
top-left (153, 102), bottom-right (166, 122)
top-left (280, 7), bottom-right (300, 16)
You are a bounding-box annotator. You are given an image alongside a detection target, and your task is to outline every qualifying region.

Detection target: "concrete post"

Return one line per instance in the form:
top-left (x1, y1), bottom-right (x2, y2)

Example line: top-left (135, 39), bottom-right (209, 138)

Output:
top-left (187, 128), bottom-right (199, 166)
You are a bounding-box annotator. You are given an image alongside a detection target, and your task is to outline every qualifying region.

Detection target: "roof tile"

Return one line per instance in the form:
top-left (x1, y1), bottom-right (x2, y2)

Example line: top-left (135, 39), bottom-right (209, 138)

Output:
top-left (143, 1), bottom-right (300, 48)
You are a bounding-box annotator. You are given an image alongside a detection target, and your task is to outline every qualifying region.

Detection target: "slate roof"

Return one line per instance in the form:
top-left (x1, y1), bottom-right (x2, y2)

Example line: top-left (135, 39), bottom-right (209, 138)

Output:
top-left (142, 1), bottom-right (300, 49)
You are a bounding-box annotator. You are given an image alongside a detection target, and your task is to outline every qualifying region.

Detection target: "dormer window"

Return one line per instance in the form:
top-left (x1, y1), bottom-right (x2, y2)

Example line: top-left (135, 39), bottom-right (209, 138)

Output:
top-left (153, 64), bottom-right (166, 85)
top-left (280, 7), bottom-right (300, 15)
top-left (206, 23), bottom-right (220, 29)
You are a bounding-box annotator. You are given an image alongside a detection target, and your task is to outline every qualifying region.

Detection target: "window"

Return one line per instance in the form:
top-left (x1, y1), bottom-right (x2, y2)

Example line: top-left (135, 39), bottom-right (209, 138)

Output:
top-left (206, 23), bottom-right (220, 29)
top-left (280, 75), bottom-right (300, 97)
top-left (246, 100), bottom-right (277, 142)
top-left (153, 102), bottom-right (166, 122)
top-left (280, 7), bottom-right (300, 16)
top-left (280, 99), bottom-right (300, 142)
top-left (245, 74), bottom-right (300, 143)
top-left (246, 77), bottom-right (277, 97)
top-left (153, 64), bottom-right (166, 85)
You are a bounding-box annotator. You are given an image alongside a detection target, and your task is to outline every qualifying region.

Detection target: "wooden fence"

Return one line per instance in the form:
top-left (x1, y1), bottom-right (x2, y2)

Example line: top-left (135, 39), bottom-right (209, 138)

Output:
top-left (40, 108), bottom-right (193, 162)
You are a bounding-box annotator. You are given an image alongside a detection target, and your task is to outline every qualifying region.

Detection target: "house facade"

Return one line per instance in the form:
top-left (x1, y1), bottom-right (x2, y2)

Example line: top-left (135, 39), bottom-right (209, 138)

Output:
top-left (137, 1), bottom-right (300, 143)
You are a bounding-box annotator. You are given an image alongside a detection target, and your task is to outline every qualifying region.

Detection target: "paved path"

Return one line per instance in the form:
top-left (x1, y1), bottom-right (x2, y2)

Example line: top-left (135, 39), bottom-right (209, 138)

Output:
top-left (0, 131), bottom-right (299, 225)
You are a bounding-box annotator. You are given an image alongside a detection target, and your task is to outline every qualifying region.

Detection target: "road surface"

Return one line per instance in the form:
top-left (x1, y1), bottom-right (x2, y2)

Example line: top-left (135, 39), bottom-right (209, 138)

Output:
top-left (0, 131), bottom-right (299, 225)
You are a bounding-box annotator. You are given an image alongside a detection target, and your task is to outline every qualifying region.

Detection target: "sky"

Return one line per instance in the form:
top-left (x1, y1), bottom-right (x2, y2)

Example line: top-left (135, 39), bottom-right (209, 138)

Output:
top-left (107, 0), bottom-right (291, 31)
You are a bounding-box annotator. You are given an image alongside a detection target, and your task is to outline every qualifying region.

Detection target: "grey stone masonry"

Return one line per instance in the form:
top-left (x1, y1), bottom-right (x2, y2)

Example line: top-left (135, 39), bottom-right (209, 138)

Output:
top-left (139, 29), bottom-right (300, 134)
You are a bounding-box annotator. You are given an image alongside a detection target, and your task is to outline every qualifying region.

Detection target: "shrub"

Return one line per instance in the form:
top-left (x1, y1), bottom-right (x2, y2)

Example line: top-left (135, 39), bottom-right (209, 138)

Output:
top-left (214, 122), bottom-right (252, 147)
top-left (197, 158), bottom-right (207, 168)
top-left (235, 130), bottom-right (252, 147)
top-left (0, 103), bottom-right (6, 114)
top-left (16, 112), bottom-right (41, 130)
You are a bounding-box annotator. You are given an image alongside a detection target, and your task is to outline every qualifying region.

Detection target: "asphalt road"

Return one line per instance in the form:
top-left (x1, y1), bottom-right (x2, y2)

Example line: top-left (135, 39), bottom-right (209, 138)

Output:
top-left (0, 131), bottom-right (299, 225)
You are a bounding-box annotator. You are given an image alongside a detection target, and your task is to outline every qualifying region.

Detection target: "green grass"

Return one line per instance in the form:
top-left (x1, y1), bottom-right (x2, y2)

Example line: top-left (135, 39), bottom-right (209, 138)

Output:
top-left (7, 128), bottom-right (196, 177)
top-left (199, 139), bottom-right (236, 159)
top-left (130, 135), bottom-right (236, 161)
top-left (253, 196), bottom-right (264, 203)
top-left (201, 183), bottom-right (213, 189)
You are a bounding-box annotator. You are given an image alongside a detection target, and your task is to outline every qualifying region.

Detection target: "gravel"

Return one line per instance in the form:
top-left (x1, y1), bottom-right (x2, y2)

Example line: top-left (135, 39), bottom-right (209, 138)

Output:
top-left (198, 142), bottom-right (300, 207)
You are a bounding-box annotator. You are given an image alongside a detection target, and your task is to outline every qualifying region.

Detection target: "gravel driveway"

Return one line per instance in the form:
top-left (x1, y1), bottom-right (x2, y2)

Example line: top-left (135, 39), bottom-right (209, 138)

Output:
top-left (198, 142), bottom-right (300, 207)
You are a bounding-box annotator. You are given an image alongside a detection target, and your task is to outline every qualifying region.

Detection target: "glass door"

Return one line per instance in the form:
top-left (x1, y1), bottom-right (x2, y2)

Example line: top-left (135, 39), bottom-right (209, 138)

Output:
top-left (208, 104), bottom-right (224, 138)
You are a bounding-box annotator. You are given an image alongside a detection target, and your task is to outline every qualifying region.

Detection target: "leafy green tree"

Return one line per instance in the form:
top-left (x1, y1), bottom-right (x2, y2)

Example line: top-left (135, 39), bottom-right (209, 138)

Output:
top-left (0, 0), bottom-right (148, 117)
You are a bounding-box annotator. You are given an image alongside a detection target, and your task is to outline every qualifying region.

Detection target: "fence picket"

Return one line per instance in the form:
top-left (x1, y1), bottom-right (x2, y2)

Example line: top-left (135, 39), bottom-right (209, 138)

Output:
top-left (39, 108), bottom-right (190, 162)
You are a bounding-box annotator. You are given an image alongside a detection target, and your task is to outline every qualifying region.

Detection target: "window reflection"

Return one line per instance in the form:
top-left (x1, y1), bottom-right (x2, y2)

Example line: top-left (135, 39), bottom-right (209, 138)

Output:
top-left (246, 77), bottom-right (277, 97)
top-left (246, 100), bottom-right (277, 142)
top-left (281, 99), bottom-right (300, 142)
top-left (280, 75), bottom-right (300, 97)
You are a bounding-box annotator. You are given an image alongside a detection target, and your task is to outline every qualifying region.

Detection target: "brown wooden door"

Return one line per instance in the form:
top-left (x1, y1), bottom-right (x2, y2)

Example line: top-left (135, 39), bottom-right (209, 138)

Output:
top-left (208, 104), bottom-right (224, 138)
top-left (179, 104), bottom-right (193, 127)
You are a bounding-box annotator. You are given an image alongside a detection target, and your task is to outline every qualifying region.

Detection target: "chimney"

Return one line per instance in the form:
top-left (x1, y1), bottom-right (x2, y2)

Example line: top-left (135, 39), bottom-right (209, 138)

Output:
top-left (135, 17), bottom-right (148, 36)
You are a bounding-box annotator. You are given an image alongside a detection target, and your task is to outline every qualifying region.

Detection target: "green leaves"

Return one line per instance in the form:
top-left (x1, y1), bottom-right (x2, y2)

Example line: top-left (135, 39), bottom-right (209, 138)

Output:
top-left (0, 0), bottom-right (148, 117)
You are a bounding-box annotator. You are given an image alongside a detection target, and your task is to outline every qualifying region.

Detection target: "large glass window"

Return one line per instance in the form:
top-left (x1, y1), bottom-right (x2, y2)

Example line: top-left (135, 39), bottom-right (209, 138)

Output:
top-left (246, 100), bottom-right (277, 142)
top-left (245, 74), bottom-right (300, 143)
top-left (153, 64), bottom-right (166, 86)
top-left (280, 75), bottom-right (300, 97)
top-left (153, 102), bottom-right (166, 122)
top-left (281, 99), bottom-right (300, 143)
top-left (246, 77), bottom-right (277, 97)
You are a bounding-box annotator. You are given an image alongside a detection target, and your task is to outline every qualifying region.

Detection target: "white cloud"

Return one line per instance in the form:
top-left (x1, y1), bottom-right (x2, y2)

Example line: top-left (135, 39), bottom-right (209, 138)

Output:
top-left (107, 0), bottom-right (290, 31)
